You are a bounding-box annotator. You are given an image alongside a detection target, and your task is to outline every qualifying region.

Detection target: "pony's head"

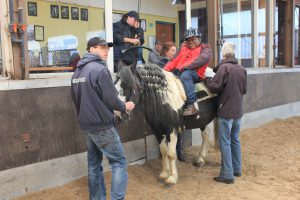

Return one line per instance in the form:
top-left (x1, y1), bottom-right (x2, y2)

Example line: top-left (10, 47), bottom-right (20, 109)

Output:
top-left (118, 46), bottom-right (156, 105)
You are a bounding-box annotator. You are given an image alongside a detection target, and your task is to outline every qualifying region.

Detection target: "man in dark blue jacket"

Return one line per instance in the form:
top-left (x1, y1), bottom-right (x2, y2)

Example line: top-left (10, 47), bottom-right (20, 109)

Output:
top-left (71, 37), bottom-right (135, 200)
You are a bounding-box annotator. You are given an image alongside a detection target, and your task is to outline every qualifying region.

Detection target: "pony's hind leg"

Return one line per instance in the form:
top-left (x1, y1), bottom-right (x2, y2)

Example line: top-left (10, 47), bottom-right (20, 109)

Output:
top-left (193, 126), bottom-right (210, 167)
top-left (159, 136), bottom-right (169, 180)
top-left (165, 132), bottom-right (178, 184)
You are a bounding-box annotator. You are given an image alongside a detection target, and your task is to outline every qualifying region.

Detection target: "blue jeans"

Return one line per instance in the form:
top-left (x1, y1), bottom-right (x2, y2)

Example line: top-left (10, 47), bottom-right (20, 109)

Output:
top-left (85, 127), bottom-right (128, 200)
top-left (180, 69), bottom-right (200, 105)
top-left (218, 117), bottom-right (242, 179)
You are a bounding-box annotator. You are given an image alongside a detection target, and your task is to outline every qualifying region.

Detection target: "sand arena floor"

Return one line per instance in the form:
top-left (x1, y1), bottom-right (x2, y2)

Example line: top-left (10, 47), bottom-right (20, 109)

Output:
top-left (15, 117), bottom-right (300, 200)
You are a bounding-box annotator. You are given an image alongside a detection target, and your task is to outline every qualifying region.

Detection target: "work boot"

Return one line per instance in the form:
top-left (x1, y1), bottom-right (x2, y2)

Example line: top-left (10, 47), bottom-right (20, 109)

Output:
top-left (176, 133), bottom-right (186, 162)
top-left (182, 104), bottom-right (198, 116)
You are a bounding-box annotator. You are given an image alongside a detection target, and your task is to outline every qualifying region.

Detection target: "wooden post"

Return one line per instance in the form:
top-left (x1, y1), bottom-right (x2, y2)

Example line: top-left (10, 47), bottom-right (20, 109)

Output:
top-left (10, 0), bottom-right (29, 79)
top-left (0, 0), bottom-right (14, 78)
top-left (207, 0), bottom-right (218, 67)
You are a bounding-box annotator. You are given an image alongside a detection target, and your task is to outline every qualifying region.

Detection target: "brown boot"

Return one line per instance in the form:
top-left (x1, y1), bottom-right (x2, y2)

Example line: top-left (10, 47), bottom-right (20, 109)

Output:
top-left (182, 104), bottom-right (198, 116)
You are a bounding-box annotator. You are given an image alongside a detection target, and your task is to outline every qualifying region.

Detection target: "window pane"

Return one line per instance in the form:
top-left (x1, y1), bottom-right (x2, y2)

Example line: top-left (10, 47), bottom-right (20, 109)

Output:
top-left (294, 6), bottom-right (300, 65)
top-left (258, 0), bottom-right (267, 67)
top-left (27, 1), bottom-right (104, 72)
top-left (221, 0), bottom-right (253, 68)
top-left (179, 1), bottom-right (207, 43)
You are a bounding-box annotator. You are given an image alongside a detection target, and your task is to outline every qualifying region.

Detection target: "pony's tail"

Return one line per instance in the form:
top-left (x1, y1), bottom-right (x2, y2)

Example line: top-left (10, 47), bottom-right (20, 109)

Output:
top-left (213, 118), bottom-right (219, 151)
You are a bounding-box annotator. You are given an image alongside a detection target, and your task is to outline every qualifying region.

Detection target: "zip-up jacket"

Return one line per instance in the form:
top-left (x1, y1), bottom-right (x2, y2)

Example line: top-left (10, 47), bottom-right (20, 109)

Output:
top-left (71, 53), bottom-right (126, 131)
top-left (164, 43), bottom-right (212, 80)
top-left (204, 56), bottom-right (247, 119)
top-left (113, 20), bottom-right (144, 61)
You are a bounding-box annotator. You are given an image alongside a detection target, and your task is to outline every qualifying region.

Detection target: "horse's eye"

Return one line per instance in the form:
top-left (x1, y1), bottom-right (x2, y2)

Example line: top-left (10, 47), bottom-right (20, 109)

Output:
top-left (121, 82), bottom-right (130, 90)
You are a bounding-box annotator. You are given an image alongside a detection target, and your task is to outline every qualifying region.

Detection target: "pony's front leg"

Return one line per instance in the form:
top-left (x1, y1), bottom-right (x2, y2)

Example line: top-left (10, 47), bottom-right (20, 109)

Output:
top-left (193, 126), bottom-right (210, 167)
top-left (159, 136), bottom-right (169, 180)
top-left (165, 133), bottom-right (178, 184)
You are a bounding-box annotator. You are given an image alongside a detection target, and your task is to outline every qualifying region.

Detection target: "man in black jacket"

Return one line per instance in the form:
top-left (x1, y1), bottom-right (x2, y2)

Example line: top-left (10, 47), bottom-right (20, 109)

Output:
top-left (113, 11), bottom-right (144, 72)
top-left (204, 42), bottom-right (247, 184)
top-left (71, 37), bottom-right (135, 200)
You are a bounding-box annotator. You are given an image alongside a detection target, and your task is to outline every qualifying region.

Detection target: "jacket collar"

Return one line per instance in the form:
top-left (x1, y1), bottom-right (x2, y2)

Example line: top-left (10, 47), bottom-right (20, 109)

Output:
top-left (224, 56), bottom-right (238, 64)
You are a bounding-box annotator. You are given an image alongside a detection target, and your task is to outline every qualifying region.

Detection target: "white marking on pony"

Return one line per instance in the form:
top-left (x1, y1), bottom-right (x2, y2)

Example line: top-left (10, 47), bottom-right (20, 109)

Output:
top-left (159, 136), bottom-right (169, 180)
top-left (165, 133), bottom-right (178, 184)
top-left (193, 126), bottom-right (210, 167)
top-left (159, 133), bottom-right (178, 184)
top-left (162, 71), bottom-right (186, 111)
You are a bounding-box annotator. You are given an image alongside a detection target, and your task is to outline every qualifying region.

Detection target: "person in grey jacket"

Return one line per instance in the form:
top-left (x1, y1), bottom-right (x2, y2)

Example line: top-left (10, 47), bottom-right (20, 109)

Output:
top-left (71, 37), bottom-right (135, 200)
top-left (148, 40), bottom-right (162, 64)
top-left (204, 42), bottom-right (247, 184)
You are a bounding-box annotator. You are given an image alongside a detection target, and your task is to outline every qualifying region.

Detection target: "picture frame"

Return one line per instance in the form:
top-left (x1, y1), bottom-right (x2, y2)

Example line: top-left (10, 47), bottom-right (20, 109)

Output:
top-left (50, 5), bottom-right (59, 18)
top-left (71, 7), bottom-right (79, 20)
top-left (61, 6), bottom-right (69, 19)
top-left (81, 8), bottom-right (88, 21)
top-left (28, 2), bottom-right (37, 16)
top-left (140, 19), bottom-right (146, 32)
top-left (34, 25), bottom-right (44, 41)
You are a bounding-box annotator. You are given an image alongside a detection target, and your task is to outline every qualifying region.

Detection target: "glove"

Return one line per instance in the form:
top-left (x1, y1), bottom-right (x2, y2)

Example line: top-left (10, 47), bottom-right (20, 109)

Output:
top-left (204, 67), bottom-right (215, 78)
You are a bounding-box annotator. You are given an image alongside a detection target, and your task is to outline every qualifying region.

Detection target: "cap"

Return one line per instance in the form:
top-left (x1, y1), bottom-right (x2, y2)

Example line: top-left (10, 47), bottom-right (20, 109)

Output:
top-left (127, 11), bottom-right (140, 21)
top-left (87, 37), bottom-right (113, 50)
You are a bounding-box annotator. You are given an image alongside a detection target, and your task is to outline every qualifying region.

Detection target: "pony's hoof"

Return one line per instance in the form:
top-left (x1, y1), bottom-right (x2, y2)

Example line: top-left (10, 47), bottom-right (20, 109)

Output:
top-left (157, 178), bottom-right (165, 184)
top-left (165, 176), bottom-right (177, 185)
top-left (159, 171), bottom-right (169, 180)
top-left (193, 157), bottom-right (204, 167)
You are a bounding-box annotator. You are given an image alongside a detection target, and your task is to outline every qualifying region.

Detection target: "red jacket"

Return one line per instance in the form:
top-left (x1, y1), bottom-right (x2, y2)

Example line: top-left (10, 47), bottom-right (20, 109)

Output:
top-left (164, 44), bottom-right (212, 80)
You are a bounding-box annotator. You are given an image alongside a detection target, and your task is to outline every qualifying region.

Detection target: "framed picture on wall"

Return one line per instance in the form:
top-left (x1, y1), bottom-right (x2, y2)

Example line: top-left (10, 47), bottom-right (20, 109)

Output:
top-left (71, 7), bottom-right (79, 20)
top-left (50, 5), bottom-right (59, 18)
top-left (34, 25), bottom-right (44, 41)
top-left (140, 19), bottom-right (146, 32)
top-left (28, 2), bottom-right (37, 16)
top-left (61, 6), bottom-right (69, 19)
top-left (81, 8), bottom-right (88, 21)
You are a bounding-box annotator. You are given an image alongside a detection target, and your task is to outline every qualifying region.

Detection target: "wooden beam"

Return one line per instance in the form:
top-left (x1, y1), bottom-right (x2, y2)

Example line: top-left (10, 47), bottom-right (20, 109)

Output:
top-left (266, 0), bottom-right (274, 68)
top-left (285, 0), bottom-right (293, 67)
top-left (0, 0), bottom-right (14, 78)
top-left (207, 0), bottom-right (218, 67)
top-left (10, 0), bottom-right (29, 79)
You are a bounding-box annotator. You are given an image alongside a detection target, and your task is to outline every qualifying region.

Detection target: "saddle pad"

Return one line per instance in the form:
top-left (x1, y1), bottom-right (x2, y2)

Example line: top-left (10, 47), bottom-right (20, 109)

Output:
top-left (195, 82), bottom-right (216, 102)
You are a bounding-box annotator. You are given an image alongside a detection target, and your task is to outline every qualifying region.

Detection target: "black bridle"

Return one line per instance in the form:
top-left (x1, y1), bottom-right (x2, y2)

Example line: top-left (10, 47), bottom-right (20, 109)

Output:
top-left (114, 46), bottom-right (155, 85)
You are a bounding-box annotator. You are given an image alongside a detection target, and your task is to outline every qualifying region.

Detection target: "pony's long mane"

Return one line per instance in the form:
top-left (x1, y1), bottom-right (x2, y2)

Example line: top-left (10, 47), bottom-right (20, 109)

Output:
top-left (136, 64), bottom-right (186, 141)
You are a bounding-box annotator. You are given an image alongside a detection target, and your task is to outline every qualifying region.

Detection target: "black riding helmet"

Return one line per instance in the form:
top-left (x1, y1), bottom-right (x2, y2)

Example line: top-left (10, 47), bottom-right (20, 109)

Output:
top-left (184, 27), bottom-right (202, 40)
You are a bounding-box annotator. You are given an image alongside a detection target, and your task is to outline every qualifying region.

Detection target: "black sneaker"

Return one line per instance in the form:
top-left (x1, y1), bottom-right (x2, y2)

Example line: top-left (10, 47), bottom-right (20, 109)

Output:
top-left (213, 177), bottom-right (234, 184)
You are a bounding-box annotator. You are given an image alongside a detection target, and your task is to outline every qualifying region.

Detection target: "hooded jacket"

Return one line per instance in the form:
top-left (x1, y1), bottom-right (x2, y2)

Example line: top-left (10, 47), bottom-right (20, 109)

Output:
top-left (204, 56), bottom-right (247, 119)
top-left (71, 53), bottom-right (126, 131)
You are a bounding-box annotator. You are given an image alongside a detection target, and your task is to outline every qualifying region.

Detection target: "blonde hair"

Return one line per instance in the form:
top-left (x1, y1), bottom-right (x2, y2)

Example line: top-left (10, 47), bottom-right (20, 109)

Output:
top-left (221, 42), bottom-right (236, 59)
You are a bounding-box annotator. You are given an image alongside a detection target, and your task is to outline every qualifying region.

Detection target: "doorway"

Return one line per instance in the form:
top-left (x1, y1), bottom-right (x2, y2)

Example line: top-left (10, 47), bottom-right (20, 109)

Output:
top-left (156, 22), bottom-right (175, 43)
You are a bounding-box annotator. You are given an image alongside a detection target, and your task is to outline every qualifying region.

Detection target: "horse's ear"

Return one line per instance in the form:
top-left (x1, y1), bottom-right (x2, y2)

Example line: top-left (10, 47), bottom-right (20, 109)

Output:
top-left (119, 66), bottom-right (136, 88)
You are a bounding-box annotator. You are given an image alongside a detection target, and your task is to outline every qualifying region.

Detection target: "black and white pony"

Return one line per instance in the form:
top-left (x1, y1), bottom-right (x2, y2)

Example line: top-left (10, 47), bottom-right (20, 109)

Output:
top-left (118, 47), bottom-right (218, 185)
